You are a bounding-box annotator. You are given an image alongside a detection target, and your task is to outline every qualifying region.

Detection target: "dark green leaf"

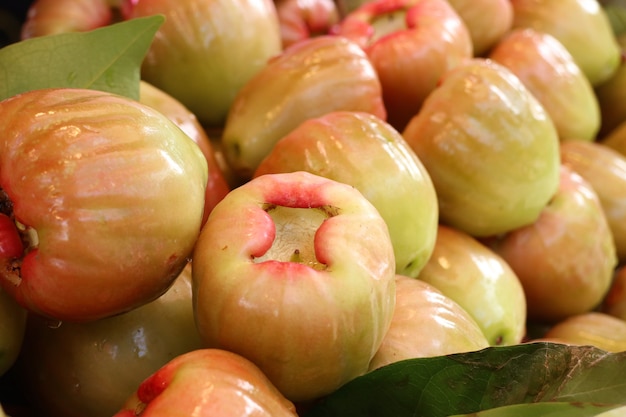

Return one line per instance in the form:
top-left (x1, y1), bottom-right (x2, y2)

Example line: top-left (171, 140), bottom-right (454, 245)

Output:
top-left (449, 403), bottom-right (626, 417)
top-left (303, 342), bottom-right (626, 417)
top-left (0, 15), bottom-right (164, 102)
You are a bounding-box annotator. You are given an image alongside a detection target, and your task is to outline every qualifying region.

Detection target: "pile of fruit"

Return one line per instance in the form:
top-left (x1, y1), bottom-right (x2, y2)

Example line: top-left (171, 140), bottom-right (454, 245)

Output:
top-left (1, 0), bottom-right (626, 416)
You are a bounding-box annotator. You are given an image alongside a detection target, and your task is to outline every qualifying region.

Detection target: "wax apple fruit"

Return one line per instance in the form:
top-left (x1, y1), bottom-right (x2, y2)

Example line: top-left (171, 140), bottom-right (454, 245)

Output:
top-left (369, 275), bottom-right (489, 370)
top-left (489, 28), bottom-right (600, 141)
top-left (113, 349), bottom-right (298, 417)
top-left (417, 225), bottom-right (527, 346)
top-left (603, 266), bottom-right (626, 321)
top-left (510, 0), bottom-right (621, 87)
top-left (560, 140), bottom-right (626, 262)
top-left (254, 111), bottom-right (438, 278)
top-left (139, 81), bottom-right (230, 222)
top-left (220, 35), bottom-right (387, 180)
top-left (0, 286), bottom-right (26, 377)
top-left (402, 58), bottom-right (561, 237)
top-left (541, 312), bottom-right (626, 352)
top-left (123, 0), bottom-right (282, 127)
top-left (13, 265), bottom-right (203, 417)
top-left (488, 165), bottom-right (617, 324)
top-left (274, 0), bottom-right (339, 48)
top-left (596, 34), bottom-right (626, 138)
top-left (0, 88), bottom-right (208, 322)
top-left (192, 171), bottom-right (396, 402)
top-left (331, 0), bottom-right (472, 131)
top-left (20, 0), bottom-right (115, 39)
top-left (445, 0), bottom-right (513, 56)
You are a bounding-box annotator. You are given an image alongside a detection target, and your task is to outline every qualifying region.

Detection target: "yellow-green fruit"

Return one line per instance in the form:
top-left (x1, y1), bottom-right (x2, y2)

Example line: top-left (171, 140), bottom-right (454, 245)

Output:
top-left (417, 225), bottom-right (527, 346)
top-left (511, 0), bottom-right (621, 87)
top-left (542, 312), bottom-right (626, 352)
top-left (489, 28), bottom-right (600, 141)
top-left (403, 58), bottom-right (560, 237)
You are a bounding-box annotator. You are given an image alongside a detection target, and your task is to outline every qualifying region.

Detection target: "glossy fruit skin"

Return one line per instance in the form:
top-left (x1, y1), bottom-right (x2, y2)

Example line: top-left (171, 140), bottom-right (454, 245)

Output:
top-left (0, 88), bottom-right (208, 323)
top-left (192, 171), bottom-right (396, 402)
top-left (20, 0), bottom-right (114, 39)
top-left (510, 0), bottom-right (621, 87)
top-left (402, 58), bottom-right (561, 237)
top-left (0, 286), bottom-right (27, 377)
top-left (489, 28), bottom-right (600, 142)
top-left (331, 0), bottom-right (473, 131)
top-left (369, 275), bottom-right (489, 370)
top-left (13, 265), bottom-right (203, 417)
top-left (602, 266), bottom-right (626, 322)
top-left (560, 140), bottom-right (626, 262)
top-left (138, 81), bottom-right (230, 223)
top-left (489, 165), bottom-right (617, 324)
top-left (445, 0), bottom-right (513, 56)
top-left (113, 349), bottom-right (298, 417)
top-left (542, 312), bottom-right (626, 352)
top-left (221, 35), bottom-right (387, 180)
top-left (254, 111), bottom-right (438, 278)
top-left (417, 225), bottom-right (527, 346)
top-left (124, 0), bottom-right (282, 128)
top-left (274, 0), bottom-right (339, 48)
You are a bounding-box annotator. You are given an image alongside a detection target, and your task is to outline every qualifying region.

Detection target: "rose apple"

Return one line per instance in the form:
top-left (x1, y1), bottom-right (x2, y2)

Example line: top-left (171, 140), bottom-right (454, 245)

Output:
top-left (113, 349), bottom-right (298, 417)
top-left (138, 81), bottom-right (230, 222)
top-left (0, 88), bottom-right (208, 322)
top-left (444, 0), bottom-right (513, 56)
top-left (510, 0), bottom-right (621, 87)
top-left (123, 0), bottom-right (282, 127)
top-left (602, 266), bottom-right (626, 322)
top-left (274, 0), bottom-right (339, 48)
top-left (368, 275), bottom-right (489, 370)
top-left (602, 119), bottom-right (626, 156)
top-left (541, 312), bottom-right (626, 352)
top-left (331, 0), bottom-right (473, 131)
top-left (220, 35), bottom-right (387, 180)
top-left (20, 0), bottom-right (115, 39)
top-left (12, 265), bottom-right (203, 417)
top-left (489, 28), bottom-right (601, 142)
top-left (254, 111), bottom-right (438, 278)
top-left (560, 139), bottom-right (626, 262)
top-left (488, 165), bottom-right (617, 324)
top-left (192, 171), bottom-right (396, 401)
top-left (416, 225), bottom-right (527, 346)
top-left (402, 58), bottom-right (561, 237)
top-left (0, 286), bottom-right (27, 377)
top-left (596, 34), bottom-right (626, 138)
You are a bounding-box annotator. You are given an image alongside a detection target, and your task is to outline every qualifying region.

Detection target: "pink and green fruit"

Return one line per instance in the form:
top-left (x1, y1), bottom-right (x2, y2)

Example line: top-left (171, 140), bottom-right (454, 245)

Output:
top-left (331, 0), bottom-right (472, 131)
top-left (417, 225), bottom-right (527, 346)
top-left (510, 0), bottom-right (621, 87)
top-left (124, 0), bottom-right (283, 127)
top-left (0, 88), bottom-right (208, 323)
top-left (113, 349), bottom-right (298, 417)
top-left (274, 0), bottom-right (339, 48)
top-left (12, 265), bottom-right (203, 417)
top-left (368, 275), bottom-right (489, 370)
top-left (602, 119), bottom-right (626, 156)
top-left (192, 171), bottom-right (396, 402)
top-left (541, 312), bottom-right (626, 352)
top-left (595, 33), bottom-right (626, 138)
top-left (138, 80), bottom-right (230, 223)
top-left (560, 139), bottom-right (626, 262)
top-left (602, 266), bottom-right (626, 322)
top-left (254, 111), bottom-right (438, 278)
top-left (489, 28), bottom-right (600, 141)
top-left (403, 58), bottom-right (561, 237)
top-left (445, 0), bottom-right (514, 56)
top-left (488, 165), bottom-right (617, 324)
top-left (220, 35), bottom-right (387, 180)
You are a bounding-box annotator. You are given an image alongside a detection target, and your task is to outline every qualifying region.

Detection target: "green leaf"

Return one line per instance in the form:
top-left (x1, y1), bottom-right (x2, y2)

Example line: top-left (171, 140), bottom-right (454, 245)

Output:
top-left (303, 342), bottom-right (626, 417)
top-left (448, 403), bottom-right (626, 417)
top-left (0, 14), bottom-right (164, 102)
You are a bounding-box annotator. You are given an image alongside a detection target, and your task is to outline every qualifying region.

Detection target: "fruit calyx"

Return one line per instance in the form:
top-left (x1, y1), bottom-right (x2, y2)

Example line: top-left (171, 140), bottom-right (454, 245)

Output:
top-left (253, 204), bottom-right (339, 271)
